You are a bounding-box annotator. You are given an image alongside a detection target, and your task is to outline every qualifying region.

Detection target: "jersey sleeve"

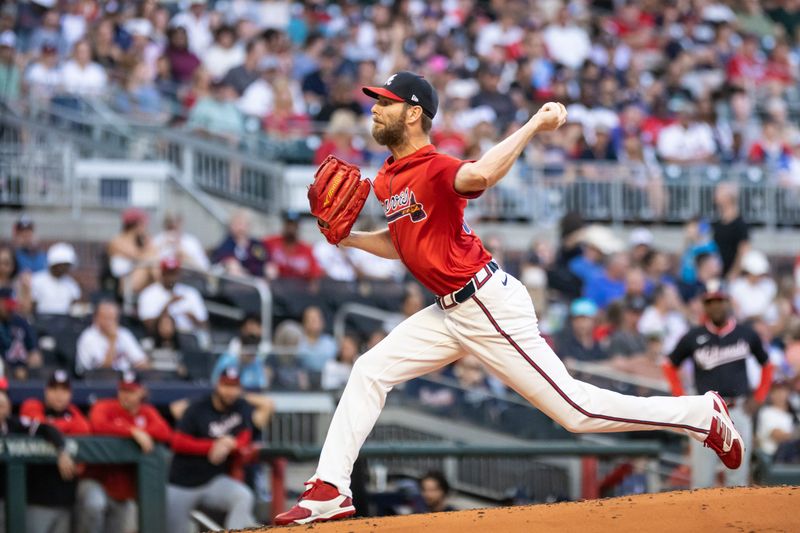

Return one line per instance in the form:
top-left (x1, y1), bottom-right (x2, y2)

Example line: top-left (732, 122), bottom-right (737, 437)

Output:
top-left (171, 402), bottom-right (215, 455)
top-left (747, 328), bottom-right (770, 365)
top-left (430, 154), bottom-right (481, 199)
top-left (668, 331), bottom-right (693, 366)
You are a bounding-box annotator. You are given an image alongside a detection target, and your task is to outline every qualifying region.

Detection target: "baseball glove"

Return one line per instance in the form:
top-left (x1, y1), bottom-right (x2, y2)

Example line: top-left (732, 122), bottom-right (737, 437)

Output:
top-left (308, 155), bottom-right (371, 245)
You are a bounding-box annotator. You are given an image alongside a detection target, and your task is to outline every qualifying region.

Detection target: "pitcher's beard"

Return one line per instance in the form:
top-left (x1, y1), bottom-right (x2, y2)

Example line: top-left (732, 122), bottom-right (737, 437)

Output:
top-left (372, 120), bottom-right (406, 147)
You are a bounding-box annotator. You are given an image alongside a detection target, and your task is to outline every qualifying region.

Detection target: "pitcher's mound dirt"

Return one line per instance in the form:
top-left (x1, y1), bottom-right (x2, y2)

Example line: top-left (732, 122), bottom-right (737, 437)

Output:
top-left (252, 486), bottom-right (799, 532)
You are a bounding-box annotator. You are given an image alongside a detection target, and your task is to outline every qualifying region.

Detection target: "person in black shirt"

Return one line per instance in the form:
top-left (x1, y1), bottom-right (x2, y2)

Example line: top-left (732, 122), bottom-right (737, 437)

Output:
top-left (664, 280), bottom-right (774, 489)
top-left (167, 367), bottom-right (258, 532)
top-left (415, 470), bottom-right (456, 513)
top-left (20, 370), bottom-right (91, 533)
top-left (0, 388), bottom-right (75, 533)
top-left (712, 183), bottom-right (750, 279)
top-left (555, 298), bottom-right (608, 362)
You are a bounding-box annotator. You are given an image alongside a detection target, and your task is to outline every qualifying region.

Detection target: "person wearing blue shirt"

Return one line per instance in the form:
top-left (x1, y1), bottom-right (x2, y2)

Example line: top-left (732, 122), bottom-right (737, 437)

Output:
top-left (680, 218), bottom-right (720, 284)
top-left (211, 315), bottom-right (268, 390)
top-left (584, 253), bottom-right (629, 309)
top-left (296, 306), bottom-right (337, 373)
top-left (13, 216), bottom-right (47, 273)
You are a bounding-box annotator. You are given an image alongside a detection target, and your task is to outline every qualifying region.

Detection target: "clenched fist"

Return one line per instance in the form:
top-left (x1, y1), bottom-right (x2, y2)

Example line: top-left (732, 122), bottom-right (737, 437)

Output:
top-left (531, 102), bottom-right (568, 132)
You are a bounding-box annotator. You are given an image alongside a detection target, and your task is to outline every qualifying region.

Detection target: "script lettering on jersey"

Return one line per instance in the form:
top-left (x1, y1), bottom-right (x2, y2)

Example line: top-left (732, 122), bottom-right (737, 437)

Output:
top-left (384, 187), bottom-right (427, 224)
top-left (694, 339), bottom-right (750, 370)
top-left (208, 413), bottom-right (243, 438)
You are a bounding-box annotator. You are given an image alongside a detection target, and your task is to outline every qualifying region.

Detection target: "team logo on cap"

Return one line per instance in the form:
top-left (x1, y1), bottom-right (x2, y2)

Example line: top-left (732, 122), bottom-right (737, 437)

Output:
top-left (385, 74), bottom-right (397, 85)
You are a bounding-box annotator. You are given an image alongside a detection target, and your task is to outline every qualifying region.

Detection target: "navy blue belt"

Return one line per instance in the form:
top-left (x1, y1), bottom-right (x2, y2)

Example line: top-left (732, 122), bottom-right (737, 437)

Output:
top-left (435, 261), bottom-right (500, 310)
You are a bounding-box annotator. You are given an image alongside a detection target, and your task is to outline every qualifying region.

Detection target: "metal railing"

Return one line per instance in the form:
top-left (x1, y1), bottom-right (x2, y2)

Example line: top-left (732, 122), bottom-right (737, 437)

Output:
top-left (5, 98), bottom-right (800, 228)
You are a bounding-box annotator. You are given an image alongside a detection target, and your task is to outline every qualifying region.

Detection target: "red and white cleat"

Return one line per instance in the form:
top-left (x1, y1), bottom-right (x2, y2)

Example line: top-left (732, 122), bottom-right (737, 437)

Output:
top-left (703, 391), bottom-right (744, 470)
top-left (273, 478), bottom-right (356, 526)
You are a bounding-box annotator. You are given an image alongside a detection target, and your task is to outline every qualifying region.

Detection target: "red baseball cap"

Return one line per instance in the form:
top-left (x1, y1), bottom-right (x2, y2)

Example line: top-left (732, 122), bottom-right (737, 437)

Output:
top-left (122, 208), bottom-right (148, 226)
top-left (160, 257), bottom-right (181, 272)
top-left (218, 366), bottom-right (241, 386)
top-left (118, 371), bottom-right (143, 391)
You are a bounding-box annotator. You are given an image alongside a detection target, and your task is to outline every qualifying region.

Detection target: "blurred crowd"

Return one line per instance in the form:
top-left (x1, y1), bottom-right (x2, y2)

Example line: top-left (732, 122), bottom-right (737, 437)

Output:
top-left (1, 0), bottom-right (800, 175)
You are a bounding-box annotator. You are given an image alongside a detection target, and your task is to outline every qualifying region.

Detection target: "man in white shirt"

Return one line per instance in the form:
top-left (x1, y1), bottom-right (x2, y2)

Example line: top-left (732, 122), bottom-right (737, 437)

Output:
top-left (542, 7), bottom-right (591, 70)
top-left (138, 258), bottom-right (208, 334)
top-left (730, 250), bottom-right (777, 321)
top-left (656, 100), bottom-right (717, 164)
top-left (152, 213), bottom-right (210, 272)
top-left (60, 39), bottom-right (107, 96)
top-left (638, 284), bottom-right (688, 354)
top-left (24, 42), bottom-right (62, 101)
top-left (76, 301), bottom-right (148, 374)
top-left (313, 241), bottom-right (357, 282)
top-left (170, 0), bottom-right (212, 56)
top-left (31, 243), bottom-right (81, 315)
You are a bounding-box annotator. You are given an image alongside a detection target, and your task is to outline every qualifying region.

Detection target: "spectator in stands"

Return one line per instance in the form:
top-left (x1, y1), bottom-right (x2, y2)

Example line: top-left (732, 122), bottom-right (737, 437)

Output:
top-left (212, 314), bottom-right (269, 390)
top-left (0, 389), bottom-right (75, 532)
top-left (656, 99), bottom-right (717, 164)
top-left (264, 211), bottom-right (322, 280)
top-left (21, 369), bottom-right (90, 533)
top-left (170, 0), bottom-right (213, 56)
top-left (726, 33), bottom-right (767, 87)
top-left (167, 367), bottom-right (258, 532)
top-left (680, 252), bottom-right (723, 303)
top-left (542, 7), bottom-right (591, 70)
top-left (315, 76), bottom-right (364, 123)
top-left (13, 215), bottom-right (47, 273)
top-left (757, 380), bottom-right (800, 463)
top-left (238, 59), bottom-right (286, 119)
top-left (211, 210), bottom-right (269, 277)
top-left (322, 333), bottom-right (360, 391)
top-left (679, 217), bottom-right (719, 286)
top-left (112, 61), bottom-right (165, 122)
top-left (0, 287), bottom-right (41, 380)
top-left (384, 284), bottom-right (426, 332)
top-left (584, 252), bottom-right (629, 310)
top-left (730, 250), bottom-right (777, 322)
top-left (313, 241), bottom-right (357, 282)
top-left (180, 64), bottom-right (211, 111)
top-left (221, 37), bottom-right (266, 96)
top-left (138, 257), bottom-right (209, 336)
top-left (0, 244), bottom-right (32, 316)
top-left (79, 371), bottom-right (172, 533)
top-left (24, 42), bottom-right (62, 102)
top-left (568, 225), bottom-right (622, 290)
top-left (152, 212), bottom-right (210, 272)
top-left (555, 298), bottom-right (607, 363)
top-left (163, 26), bottom-right (200, 84)
top-left (203, 25), bottom-right (244, 80)
top-left (638, 284), bottom-right (689, 355)
top-left (301, 45), bottom-right (340, 116)
top-left (262, 76), bottom-right (312, 138)
top-left (31, 243), bottom-right (81, 316)
top-left (608, 296), bottom-right (649, 362)
top-left (27, 9), bottom-right (66, 59)
top-left (470, 64), bottom-right (517, 132)
top-left (748, 119), bottom-right (791, 171)
top-left (88, 18), bottom-right (122, 74)
top-left (297, 306), bottom-right (337, 373)
top-left (642, 249), bottom-right (676, 289)
top-left (415, 471), bottom-right (455, 513)
top-left (313, 110), bottom-right (365, 166)
top-left (61, 39), bottom-right (108, 97)
top-left (186, 78), bottom-right (245, 143)
top-left (628, 228), bottom-right (654, 268)
top-left (0, 31), bottom-right (20, 102)
top-left (107, 208), bottom-right (159, 294)
top-left (713, 182), bottom-right (750, 279)
top-left (76, 300), bottom-right (149, 374)
top-left (268, 320), bottom-right (310, 390)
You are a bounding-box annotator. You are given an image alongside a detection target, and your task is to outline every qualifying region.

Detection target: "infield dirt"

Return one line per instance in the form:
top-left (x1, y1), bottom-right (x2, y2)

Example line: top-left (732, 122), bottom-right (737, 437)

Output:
top-left (247, 485), bottom-right (799, 532)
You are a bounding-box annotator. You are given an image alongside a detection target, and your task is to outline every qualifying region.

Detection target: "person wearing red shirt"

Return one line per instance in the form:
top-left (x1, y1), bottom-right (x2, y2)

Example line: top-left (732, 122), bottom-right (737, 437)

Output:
top-left (20, 369), bottom-right (89, 533)
top-left (276, 72), bottom-right (743, 525)
top-left (727, 35), bottom-right (767, 86)
top-left (167, 367), bottom-right (257, 532)
top-left (264, 211), bottom-right (322, 280)
top-left (77, 372), bottom-right (172, 533)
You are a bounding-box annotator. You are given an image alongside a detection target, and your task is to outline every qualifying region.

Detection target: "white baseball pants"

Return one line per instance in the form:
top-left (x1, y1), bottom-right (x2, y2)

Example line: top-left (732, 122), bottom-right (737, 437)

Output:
top-left (315, 268), bottom-right (714, 496)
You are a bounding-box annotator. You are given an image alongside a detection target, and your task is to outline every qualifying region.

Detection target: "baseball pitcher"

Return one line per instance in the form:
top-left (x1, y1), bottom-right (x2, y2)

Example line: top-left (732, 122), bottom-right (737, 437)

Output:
top-left (275, 71), bottom-right (743, 525)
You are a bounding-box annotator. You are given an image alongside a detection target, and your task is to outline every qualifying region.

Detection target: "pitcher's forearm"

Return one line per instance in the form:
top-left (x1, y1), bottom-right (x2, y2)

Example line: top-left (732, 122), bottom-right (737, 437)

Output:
top-left (340, 229), bottom-right (400, 259)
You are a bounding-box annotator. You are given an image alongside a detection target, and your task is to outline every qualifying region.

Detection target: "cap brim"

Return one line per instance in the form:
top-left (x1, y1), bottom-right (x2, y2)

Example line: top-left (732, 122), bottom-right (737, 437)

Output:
top-left (119, 383), bottom-right (143, 391)
top-left (702, 292), bottom-right (728, 301)
top-left (362, 86), bottom-right (405, 102)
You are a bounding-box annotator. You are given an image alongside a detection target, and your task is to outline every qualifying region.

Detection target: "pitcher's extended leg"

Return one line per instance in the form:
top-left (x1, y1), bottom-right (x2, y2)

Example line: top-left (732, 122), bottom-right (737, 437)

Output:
top-left (447, 273), bottom-right (713, 441)
top-left (314, 304), bottom-right (465, 495)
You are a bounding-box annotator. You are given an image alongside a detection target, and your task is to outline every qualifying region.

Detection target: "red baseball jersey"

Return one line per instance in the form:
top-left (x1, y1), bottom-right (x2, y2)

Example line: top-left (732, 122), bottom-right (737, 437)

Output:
top-left (372, 144), bottom-right (492, 296)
